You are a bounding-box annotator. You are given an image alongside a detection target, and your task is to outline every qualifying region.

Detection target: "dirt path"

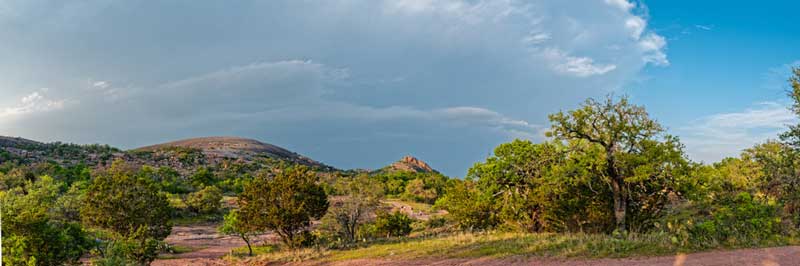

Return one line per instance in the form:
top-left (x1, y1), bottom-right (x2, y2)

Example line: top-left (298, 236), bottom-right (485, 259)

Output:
top-left (291, 246), bottom-right (800, 266)
top-left (157, 242), bottom-right (800, 266)
top-left (152, 224), bottom-right (276, 266)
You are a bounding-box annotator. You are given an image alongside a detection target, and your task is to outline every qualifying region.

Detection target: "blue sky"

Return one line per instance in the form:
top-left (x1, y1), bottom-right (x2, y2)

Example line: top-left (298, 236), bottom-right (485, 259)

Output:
top-left (1, 0), bottom-right (798, 176)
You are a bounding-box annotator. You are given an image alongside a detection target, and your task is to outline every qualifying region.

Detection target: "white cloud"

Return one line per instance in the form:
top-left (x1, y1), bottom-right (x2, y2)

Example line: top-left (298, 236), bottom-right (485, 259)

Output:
top-left (625, 16), bottom-right (646, 39)
top-left (0, 91), bottom-right (64, 118)
top-left (639, 33), bottom-right (669, 66)
top-left (544, 48), bottom-right (618, 77)
top-left (695, 24), bottom-right (713, 31)
top-left (605, 0), bottom-right (635, 12)
top-left (680, 102), bottom-right (795, 163)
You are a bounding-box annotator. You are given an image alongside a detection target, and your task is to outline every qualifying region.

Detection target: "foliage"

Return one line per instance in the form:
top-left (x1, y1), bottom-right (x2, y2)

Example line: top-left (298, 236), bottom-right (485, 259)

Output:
top-left (190, 167), bottom-right (217, 188)
top-left (185, 185), bottom-right (223, 214)
top-left (219, 210), bottom-right (261, 256)
top-left (663, 192), bottom-right (784, 249)
top-left (81, 160), bottom-right (172, 265)
top-left (323, 174), bottom-right (384, 244)
top-left (374, 211), bottom-right (414, 238)
top-left (436, 180), bottom-right (499, 231)
top-left (371, 171), bottom-right (450, 203)
top-left (548, 95), bottom-right (690, 232)
top-left (238, 166), bottom-right (329, 249)
top-left (1, 175), bottom-right (94, 266)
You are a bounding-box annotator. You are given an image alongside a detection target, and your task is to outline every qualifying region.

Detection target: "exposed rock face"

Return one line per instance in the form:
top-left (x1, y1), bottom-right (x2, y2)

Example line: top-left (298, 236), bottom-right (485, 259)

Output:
top-left (133, 136), bottom-right (330, 169)
top-left (388, 155), bottom-right (436, 173)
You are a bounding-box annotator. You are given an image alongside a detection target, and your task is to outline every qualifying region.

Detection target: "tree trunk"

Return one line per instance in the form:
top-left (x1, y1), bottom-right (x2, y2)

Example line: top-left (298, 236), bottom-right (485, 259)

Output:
top-left (610, 177), bottom-right (626, 232)
top-left (242, 235), bottom-right (253, 256)
top-left (607, 148), bottom-right (627, 232)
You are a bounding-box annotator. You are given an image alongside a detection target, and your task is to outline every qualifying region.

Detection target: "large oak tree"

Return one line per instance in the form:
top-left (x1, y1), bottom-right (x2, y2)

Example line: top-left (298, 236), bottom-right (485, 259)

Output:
top-left (549, 95), bottom-right (688, 232)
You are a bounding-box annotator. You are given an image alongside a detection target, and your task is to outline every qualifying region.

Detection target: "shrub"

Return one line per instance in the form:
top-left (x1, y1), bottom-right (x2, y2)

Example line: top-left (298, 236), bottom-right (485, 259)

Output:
top-left (663, 192), bottom-right (784, 249)
top-left (375, 211), bottom-right (413, 238)
top-left (185, 185), bottom-right (223, 214)
top-left (1, 176), bottom-right (94, 266)
top-left (81, 160), bottom-right (172, 265)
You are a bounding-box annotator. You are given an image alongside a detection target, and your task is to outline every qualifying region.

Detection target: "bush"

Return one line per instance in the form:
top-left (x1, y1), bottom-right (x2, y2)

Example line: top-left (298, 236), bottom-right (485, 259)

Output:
top-left (435, 181), bottom-right (499, 231)
top-left (663, 192), bottom-right (784, 249)
top-left (185, 185), bottom-right (223, 214)
top-left (1, 175), bottom-right (94, 266)
top-left (375, 211), bottom-right (413, 238)
top-left (81, 160), bottom-right (172, 265)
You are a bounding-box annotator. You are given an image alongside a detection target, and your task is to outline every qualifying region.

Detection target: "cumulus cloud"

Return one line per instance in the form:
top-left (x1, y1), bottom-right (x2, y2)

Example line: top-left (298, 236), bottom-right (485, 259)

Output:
top-left (0, 0), bottom-right (668, 175)
top-left (0, 91), bottom-right (64, 119)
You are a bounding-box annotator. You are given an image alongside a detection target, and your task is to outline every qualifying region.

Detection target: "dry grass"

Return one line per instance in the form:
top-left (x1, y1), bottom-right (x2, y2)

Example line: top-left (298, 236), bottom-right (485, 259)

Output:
top-left (241, 231), bottom-right (679, 264)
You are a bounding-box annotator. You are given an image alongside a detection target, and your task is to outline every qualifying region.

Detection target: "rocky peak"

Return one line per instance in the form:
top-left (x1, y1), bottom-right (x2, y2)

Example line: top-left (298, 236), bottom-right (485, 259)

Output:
top-left (389, 155), bottom-right (435, 173)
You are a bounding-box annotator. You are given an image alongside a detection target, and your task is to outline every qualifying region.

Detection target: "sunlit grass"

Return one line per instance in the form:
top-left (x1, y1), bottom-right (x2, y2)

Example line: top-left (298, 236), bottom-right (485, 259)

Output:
top-left (329, 232), bottom-right (677, 261)
top-left (238, 231), bottom-right (682, 264)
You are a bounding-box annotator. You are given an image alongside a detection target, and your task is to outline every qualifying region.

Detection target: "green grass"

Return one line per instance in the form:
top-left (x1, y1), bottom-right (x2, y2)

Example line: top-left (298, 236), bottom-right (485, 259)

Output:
top-left (231, 244), bottom-right (278, 256)
top-left (157, 245), bottom-right (203, 259)
top-left (328, 232), bottom-right (677, 261)
top-left (240, 231), bottom-right (681, 264)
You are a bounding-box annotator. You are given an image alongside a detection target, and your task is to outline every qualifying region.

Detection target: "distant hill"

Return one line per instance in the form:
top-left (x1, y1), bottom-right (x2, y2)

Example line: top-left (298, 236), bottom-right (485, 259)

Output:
top-left (374, 155), bottom-right (438, 174)
top-left (134, 136), bottom-right (329, 170)
top-left (0, 136), bottom-right (120, 166)
top-left (0, 135), bottom-right (333, 172)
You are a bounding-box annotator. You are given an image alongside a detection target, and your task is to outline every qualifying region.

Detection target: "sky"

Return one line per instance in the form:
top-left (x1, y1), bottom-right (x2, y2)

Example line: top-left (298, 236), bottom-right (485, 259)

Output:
top-left (1, 0), bottom-right (799, 176)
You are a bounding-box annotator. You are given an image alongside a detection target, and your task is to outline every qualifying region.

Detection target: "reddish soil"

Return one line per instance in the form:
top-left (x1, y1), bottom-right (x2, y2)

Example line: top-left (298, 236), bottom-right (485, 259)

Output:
top-left (152, 224), bottom-right (276, 266)
top-left (288, 246), bottom-right (800, 266)
top-left (158, 245), bottom-right (800, 266)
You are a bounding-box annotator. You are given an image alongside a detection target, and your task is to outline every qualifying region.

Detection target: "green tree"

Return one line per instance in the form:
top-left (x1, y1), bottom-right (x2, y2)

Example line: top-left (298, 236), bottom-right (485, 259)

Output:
top-left (238, 166), bottom-right (329, 249)
top-left (81, 160), bottom-right (172, 265)
top-left (218, 210), bottom-right (260, 256)
top-left (548, 95), bottom-right (688, 232)
top-left (185, 185), bottom-right (223, 215)
top-left (325, 174), bottom-right (383, 243)
top-left (374, 211), bottom-right (413, 238)
top-left (466, 139), bottom-right (564, 232)
top-left (781, 67), bottom-right (800, 148)
top-left (1, 175), bottom-right (94, 266)
top-left (190, 167), bottom-right (216, 189)
top-left (436, 179), bottom-right (499, 231)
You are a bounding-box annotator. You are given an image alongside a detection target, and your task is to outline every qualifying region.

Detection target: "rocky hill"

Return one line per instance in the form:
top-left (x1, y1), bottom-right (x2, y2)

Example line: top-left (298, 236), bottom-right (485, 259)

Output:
top-left (0, 136), bottom-right (332, 172)
top-left (133, 136), bottom-right (330, 170)
top-left (375, 155), bottom-right (438, 174)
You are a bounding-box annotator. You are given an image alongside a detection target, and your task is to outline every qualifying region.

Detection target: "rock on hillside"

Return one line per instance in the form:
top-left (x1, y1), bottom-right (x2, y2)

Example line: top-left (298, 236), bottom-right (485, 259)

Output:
top-left (383, 155), bottom-right (437, 173)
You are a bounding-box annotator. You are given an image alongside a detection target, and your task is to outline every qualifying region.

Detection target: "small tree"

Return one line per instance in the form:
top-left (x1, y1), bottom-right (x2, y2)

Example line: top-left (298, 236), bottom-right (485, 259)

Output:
top-left (326, 174), bottom-right (383, 243)
top-left (185, 185), bottom-right (223, 215)
top-left (81, 160), bottom-right (172, 265)
top-left (238, 166), bottom-right (329, 249)
top-left (375, 211), bottom-right (413, 238)
top-left (218, 210), bottom-right (259, 256)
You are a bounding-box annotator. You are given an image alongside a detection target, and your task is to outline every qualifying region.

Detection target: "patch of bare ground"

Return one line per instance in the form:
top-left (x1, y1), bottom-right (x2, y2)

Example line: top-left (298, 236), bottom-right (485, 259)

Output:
top-left (227, 246), bottom-right (800, 266)
top-left (152, 224), bottom-right (276, 266)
